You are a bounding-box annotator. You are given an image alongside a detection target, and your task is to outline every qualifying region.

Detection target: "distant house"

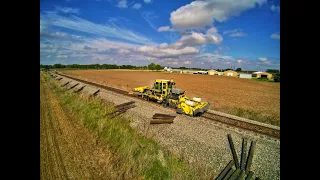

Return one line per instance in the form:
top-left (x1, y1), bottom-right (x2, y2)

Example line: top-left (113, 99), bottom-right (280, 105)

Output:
top-left (208, 70), bottom-right (217, 75)
top-left (197, 70), bottom-right (208, 74)
top-left (252, 72), bottom-right (273, 79)
top-left (223, 70), bottom-right (238, 77)
top-left (170, 69), bottom-right (182, 73)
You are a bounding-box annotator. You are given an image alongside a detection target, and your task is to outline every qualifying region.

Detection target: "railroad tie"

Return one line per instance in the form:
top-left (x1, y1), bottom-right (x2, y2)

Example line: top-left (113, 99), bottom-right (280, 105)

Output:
top-left (61, 81), bottom-right (70, 87)
top-left (74, 85), bottom-right (86, 93)
top-left (227, 134), bottom-right (240, 169)
top-left (150, 113), bottom-right (176, 124)
top-left (215, 160), bottom-right (234, 180)
top-left (67, 83), bottom-right (79, 90)
top-left (90, 89), bottom-right (100, 97)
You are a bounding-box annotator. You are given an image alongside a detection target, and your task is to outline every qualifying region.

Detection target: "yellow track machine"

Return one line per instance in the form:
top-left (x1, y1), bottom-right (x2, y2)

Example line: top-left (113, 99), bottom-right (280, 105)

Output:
top-left (131, 79), bottom-right (210, 116)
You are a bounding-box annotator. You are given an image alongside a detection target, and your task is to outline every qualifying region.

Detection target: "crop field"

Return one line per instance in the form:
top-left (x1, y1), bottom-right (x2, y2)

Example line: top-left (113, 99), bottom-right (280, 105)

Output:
top-left (61, 70), bottom-right (280, 126)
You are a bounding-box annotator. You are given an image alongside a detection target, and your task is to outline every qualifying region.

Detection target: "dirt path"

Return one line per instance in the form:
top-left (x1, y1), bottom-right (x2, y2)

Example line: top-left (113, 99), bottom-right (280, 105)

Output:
top-left (40, 74), bottom-right (120, 180)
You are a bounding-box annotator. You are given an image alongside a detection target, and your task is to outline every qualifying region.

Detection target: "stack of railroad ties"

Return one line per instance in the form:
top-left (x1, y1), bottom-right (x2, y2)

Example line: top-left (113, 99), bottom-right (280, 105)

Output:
top-left (107, 101), bottom-right (136, 118)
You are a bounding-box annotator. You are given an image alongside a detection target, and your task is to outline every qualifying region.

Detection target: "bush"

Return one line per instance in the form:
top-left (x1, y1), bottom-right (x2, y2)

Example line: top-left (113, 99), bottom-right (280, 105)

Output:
top-left (274, 73), bottom-right (280, 82)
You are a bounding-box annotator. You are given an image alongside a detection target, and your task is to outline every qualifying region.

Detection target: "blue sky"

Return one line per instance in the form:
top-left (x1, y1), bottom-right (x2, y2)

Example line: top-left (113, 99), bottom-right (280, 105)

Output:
top-left (40, 0), bottom-right (280, 71)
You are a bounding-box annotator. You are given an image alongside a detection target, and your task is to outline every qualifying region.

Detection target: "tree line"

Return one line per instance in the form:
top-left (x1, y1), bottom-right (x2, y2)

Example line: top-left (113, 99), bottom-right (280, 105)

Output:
top-left (40, 63), bottom-right (210, 71)
top-left (40, 63), bottom-right (165, 70)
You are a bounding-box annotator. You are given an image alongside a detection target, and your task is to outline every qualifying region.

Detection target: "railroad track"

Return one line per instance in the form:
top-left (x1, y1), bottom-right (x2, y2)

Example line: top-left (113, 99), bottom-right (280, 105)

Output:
top-left (52, 72), bottom-right (280, 140)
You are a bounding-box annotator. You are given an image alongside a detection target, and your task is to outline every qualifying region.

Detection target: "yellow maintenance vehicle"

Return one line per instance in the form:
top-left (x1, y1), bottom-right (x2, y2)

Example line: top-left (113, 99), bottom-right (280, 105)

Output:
top-left (132, 79), bottom-right (210, 116)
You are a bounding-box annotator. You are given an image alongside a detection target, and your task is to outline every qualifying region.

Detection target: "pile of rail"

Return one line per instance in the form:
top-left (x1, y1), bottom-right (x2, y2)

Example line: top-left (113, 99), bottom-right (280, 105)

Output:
top-left (150, 113), bottom-right (176, 124)
top-left (53, 72), bottom-right (280, 139)
top-left (107, 101), bottom-right (136, 118)
top-left (214, 134), bottom-right (260, 180)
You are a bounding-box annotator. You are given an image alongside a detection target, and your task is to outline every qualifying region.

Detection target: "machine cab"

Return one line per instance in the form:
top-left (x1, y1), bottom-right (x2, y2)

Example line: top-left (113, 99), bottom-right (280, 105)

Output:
top-left (153, 79), bottom-right (175, 97)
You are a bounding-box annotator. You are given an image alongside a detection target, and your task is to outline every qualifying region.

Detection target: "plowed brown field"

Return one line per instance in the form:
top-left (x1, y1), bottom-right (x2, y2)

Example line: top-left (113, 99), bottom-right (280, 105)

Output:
top-left (61, 70), bottom-right (280, 125)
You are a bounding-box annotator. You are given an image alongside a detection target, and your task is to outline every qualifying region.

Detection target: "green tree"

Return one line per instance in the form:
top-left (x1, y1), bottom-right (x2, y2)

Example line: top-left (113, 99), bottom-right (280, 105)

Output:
top-left (148, 63), bottom-right (156, 70)
top-left (266, 69), bottom-right (280, 73)
top-left (236, 68), bottom-right (242, 72)
top-left (155, 64), bottom-right (162, 70)
top-left (53, 64), bottom-right (64, 69)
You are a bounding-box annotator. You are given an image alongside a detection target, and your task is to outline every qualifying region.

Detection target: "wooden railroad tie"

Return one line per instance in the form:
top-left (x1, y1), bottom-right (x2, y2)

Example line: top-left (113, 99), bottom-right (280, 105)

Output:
top-left (150, 113), bottom-right (176, 124)
top-left (61, 81), bottom-right (70, 87)
top-left (74, 85), bottom-right (86, 93)
top-left (67, 83), bottom-right (79, 90)
top-left (90, 89), bottom-right (100, 97)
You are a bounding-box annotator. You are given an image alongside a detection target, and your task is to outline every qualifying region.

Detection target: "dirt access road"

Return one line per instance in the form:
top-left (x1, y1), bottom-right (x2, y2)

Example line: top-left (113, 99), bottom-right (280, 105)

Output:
top-left (40, 73), bottom-right (120, 179)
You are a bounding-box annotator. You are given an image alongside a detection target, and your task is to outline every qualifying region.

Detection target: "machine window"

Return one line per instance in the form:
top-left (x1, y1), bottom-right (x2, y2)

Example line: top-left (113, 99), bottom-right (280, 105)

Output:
top-left (154, 82), bottom-right (159, 89)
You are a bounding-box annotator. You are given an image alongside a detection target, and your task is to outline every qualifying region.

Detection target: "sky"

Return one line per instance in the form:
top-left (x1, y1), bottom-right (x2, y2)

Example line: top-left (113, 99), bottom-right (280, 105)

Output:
top-left (40, 0), bottom-right (280, 71)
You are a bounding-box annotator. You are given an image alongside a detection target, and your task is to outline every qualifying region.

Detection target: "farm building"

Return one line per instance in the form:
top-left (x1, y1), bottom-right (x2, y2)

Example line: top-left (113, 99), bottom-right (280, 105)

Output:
top-left (208, 70), bottom-right (217, 75)
top-left (223, 70), bottom-right (238, 77)
top-left (252, 72), bottom-right (273, 79)
top-left (163, 67), bottom-right (172, 72)
top-left (239, 73), bottom-right (252, 79)
top-left (216, 72), bottom-right (224, 76)
top-left (197, 70), bottom-right (208, 74)
top-left (170, 69), bottom-right (182, 73)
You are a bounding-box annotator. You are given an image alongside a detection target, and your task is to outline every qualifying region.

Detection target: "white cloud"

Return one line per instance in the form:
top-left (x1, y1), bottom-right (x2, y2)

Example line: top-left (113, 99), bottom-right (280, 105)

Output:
top-left (158, 26), bottom-right (171, 32)
top-left (270, 33), bottom-right (280, 40)
top-left (237, 60), bottom-right (242, 63)
top-left (207, 27), bottom-right (217, 34)
top-left (136, 46), bottom-right (199, 58)
top-left (170, 0), bottom-right (266, 30)
top-left (183, 60), bottom-right (191, 64)
top-left (144, 0), bottom-right (152, 3)
top-left (229, 32), bottom-right (247, 37)
top-left (40, 13), bottom-right (154, 45)
top-left (168, 61), bottom-right (178, 65)
top-left (54, 6), bottom-right (80, 14)
top-left (213, 46), bottom-right (230, 54)
top-left (132, 3), bottom-right (141, 9)
top-left (57, 54), bottom-right (68, 58)
top-left (258, 57), bottom-right (267, 61)
top-left (159, 43), bottom-right (169, 48)
top-left (172, 31), bottom-right (222, 48)
top-left (140, 11), bottom-right (158, 30)
top-left (117, 0), bottom-right (128, 8)
top-left (118, 49), bottom-right (131, 54)
top-left (224, 29), bottom-right (247, 37)
top-left (198, 53), bottom-right (234, 62)
top-left (270, 5), bottom-right (280, 13)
